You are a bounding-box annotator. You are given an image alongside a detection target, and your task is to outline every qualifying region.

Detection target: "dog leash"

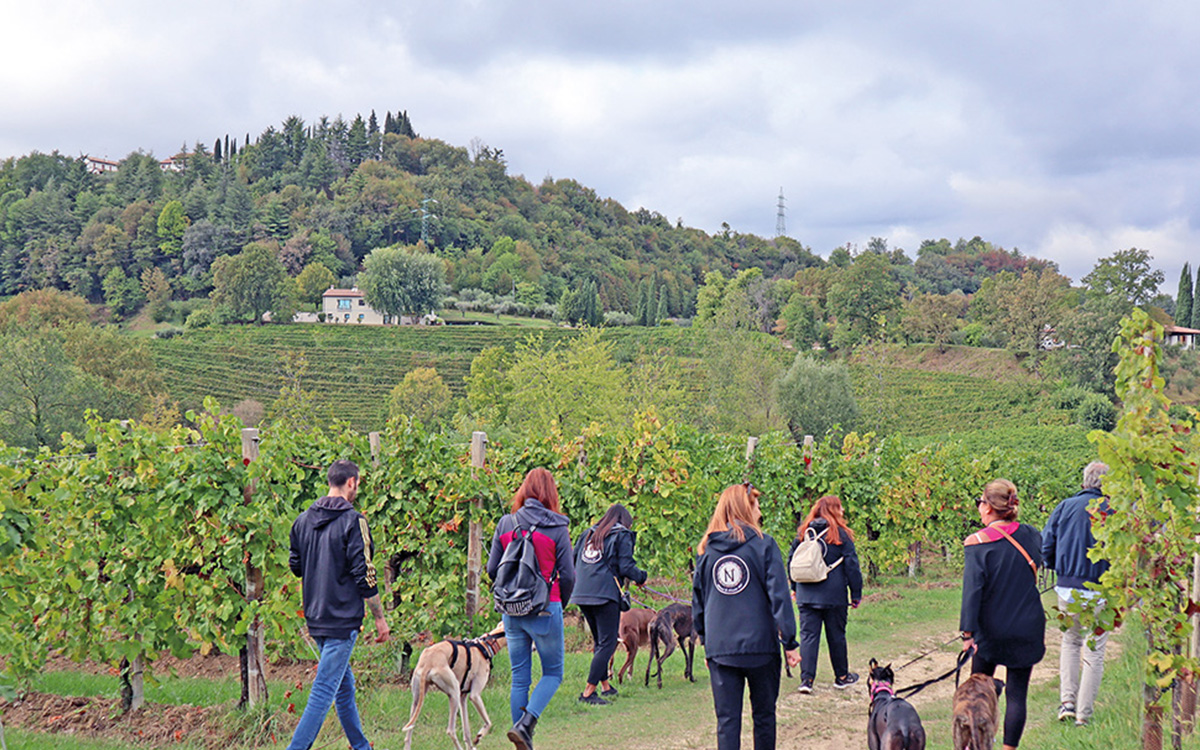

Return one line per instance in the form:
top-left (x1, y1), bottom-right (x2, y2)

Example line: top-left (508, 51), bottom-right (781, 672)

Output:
top-left (894, 645), bottom-right (974, 699)
top-left (642, 585), bottom-right (690, 604)
top-left (892, 634), bottom-right (961, 673)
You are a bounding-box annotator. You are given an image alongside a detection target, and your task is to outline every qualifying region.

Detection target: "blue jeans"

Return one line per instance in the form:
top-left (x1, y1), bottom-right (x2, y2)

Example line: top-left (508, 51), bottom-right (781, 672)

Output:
top-left (286, 631), bottom-right (370, 750)
top-left (503, 602), bottom-right (565, 725)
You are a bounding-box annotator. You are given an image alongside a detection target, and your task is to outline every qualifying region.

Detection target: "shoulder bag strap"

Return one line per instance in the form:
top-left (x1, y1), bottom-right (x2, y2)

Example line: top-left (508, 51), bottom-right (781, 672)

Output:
top-left (991, 523), bottom-right (1037, 574)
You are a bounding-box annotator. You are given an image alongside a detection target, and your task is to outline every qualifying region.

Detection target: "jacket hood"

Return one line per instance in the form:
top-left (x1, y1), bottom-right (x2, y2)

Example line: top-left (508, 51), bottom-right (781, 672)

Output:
top-left (310, 495), bottom-right (354, 529)
top-left (704, 523), bottom-right (762, 553)
top-left (807, 517), bottom-right (830, 534)
top-left (514, 497), bottom-right (568, 528)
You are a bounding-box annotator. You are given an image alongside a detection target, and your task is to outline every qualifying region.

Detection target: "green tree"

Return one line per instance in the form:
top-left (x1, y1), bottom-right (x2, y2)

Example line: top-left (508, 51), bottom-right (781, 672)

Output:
top-left (504, 330), bottom-right (626, 435)
top-left (388, 367), bottom-right (452, 426)
top-left (268, 350), bottom-right (322, 431)
top-left (295, 262), bottom-right (336, 306)
top-left (140, 267), bottom-right (172, 322)
top-left (359, 245), bottom-right (447, 319)
top-left (1192, 265), bottom-right (1200, 330)
top-left (902, 293), bottom-right (966, 352)
top-left (462, 345), bottom-right (512, 427)
top-left (775, 354), bottom-right (859, 441)
top-left (970, 268), bottom-right (1072, 354)
top-left (210, 242), bottom-right (288, 324)
top-left (693, 271), bottom-right (727, 327)
top-left (0, 326), bottom-right (103, 448)
top-left (101, 267), bottom-right (144, 317)
top-left (826, 252), bottom-right (900, 349)
top-left (1175, 262), bottom-right (1192, 327)
top-left (155, 200), bottom-right (189, 261)
top-left (1082, 248), bottom-right (1165, 308)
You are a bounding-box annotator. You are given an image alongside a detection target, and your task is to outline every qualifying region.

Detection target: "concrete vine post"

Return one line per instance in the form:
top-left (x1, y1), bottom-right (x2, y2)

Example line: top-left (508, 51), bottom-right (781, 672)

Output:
top-left (466, 431), bottom-right (487, 628)
top-left (743, 436), bottom-right (758, 483)
top-left (241, 428), bottom-right (267, 707)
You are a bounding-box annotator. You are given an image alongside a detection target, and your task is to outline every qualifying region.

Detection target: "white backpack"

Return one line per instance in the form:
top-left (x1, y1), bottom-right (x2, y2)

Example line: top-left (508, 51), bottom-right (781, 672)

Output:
top-left (789, 527), bottom-right (843, 583)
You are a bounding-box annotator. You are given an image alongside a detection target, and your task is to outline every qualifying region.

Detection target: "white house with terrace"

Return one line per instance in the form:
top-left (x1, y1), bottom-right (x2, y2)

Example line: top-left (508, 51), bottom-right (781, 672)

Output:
top-left (320, 288), bottom-right (440, 325)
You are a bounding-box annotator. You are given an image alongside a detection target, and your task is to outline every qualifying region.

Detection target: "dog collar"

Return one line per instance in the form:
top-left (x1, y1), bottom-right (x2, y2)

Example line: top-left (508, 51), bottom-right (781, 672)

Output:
top-left (871, 682), bottom-right (895, 698)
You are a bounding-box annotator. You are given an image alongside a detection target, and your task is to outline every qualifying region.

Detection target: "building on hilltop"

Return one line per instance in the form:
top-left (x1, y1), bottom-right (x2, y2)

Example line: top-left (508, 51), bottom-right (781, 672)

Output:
top-left (1165, 324), bottom-right (1200, 350)
top-left (320, 287), bottom-right (440, 326)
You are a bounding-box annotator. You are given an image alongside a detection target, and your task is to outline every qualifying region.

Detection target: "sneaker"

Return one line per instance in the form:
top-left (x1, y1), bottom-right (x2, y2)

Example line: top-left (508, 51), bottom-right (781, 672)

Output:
top-left (578, 692), bottom-right (609, 706)
top-left (600, 686), bottom-right (618, 698)
top-left (797, 679), bottom-right (814, 694)
top-left (1058, 702), bottom-right (1076, 722)
top-left (834, 673), bottom-right (859, 689)
top-left (1075, 717), bottom-right (1089, 727)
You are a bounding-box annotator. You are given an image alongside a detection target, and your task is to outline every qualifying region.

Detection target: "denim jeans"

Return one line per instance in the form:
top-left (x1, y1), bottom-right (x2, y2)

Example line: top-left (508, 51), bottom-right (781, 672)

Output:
top-left (286, 631), bottom-right (370, 750)
top-left (503, 602), bottom-right (565, 725)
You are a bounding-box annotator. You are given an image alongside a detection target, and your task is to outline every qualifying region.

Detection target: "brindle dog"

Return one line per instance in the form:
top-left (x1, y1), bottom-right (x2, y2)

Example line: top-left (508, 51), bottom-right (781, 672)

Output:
top-left (951, 672), bottom-right (1004, 750)
top-left (645, 602), bottom-right (700, 688)
top-left (866, 659), bottom-right (926, 750)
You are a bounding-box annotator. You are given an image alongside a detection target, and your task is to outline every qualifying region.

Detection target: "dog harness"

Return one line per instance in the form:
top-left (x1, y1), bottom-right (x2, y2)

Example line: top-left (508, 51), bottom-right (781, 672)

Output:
top-left (447, 637), bottom-right (500, 694)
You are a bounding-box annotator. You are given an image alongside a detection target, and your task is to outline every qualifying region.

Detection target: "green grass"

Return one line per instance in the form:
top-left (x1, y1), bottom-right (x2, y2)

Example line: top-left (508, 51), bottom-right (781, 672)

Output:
top-left (21, 575), bottom-right (1200, 749)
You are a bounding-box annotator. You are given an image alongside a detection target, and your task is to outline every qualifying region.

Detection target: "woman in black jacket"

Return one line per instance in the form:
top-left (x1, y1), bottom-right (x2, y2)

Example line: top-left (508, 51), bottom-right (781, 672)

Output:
top-left (693, 484), bottom-right (800, 750)
top-left (570, 502), bottom-right (648, 704)
top-left (960, 478), bottom-right (1045, 750)
top-left (789, 494), bottom-right (863, 693)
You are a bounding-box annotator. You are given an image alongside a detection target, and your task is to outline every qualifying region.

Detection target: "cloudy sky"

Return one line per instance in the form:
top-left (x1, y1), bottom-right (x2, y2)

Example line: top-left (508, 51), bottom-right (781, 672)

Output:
top-left (3, 0), bottom-right (1198, 286)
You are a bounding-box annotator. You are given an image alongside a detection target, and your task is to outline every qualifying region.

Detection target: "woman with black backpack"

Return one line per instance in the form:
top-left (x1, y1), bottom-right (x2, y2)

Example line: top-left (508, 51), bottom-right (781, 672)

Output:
top-left (789, 494), bottom-right (863, 694)
top-left (486, 468), bottom-right (575, 750)
top-left (570, 502), bottom-right (648, 705)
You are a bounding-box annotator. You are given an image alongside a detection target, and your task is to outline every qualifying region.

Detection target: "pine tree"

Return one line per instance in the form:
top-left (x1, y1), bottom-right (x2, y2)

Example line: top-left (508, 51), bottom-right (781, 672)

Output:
top-left (346, 115), bottom-right (368, 166)
top-left (384, 111), bottom-right (395, 135)
top-left (1177, 263), bottom-right (1193, 327)
top-left (399, 110), bottom-right (416, 138)
top-left (368, 110), bottom-right (379, 135)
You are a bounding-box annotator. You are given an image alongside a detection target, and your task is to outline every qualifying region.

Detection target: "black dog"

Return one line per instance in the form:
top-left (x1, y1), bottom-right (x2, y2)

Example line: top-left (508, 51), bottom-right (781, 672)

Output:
top-left (867, 659), bottom-right (926, 750)
top-left (644, 603), bottom-right (699, 688)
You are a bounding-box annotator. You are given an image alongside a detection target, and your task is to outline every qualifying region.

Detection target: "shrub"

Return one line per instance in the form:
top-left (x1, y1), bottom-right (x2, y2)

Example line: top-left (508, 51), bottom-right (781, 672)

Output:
top-left (1076, 393), bottom-right (1117, 431)
top-left (1050, 385), bottom-right (1093, 411)
top-left (775, 354), bottom-right (859, 439)
top-left (603, 311), bottom-right (635, 327)
top-left (185, 308), bottom-right (214, 330)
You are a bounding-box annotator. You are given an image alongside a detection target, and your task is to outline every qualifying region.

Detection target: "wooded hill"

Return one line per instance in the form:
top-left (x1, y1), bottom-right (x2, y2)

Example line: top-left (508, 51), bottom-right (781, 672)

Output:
top-left (1, 109), bottom-right (1048, 319)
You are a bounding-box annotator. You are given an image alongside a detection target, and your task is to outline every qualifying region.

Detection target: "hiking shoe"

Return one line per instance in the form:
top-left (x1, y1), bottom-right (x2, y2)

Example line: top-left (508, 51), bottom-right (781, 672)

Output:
top-left (600, 686), bottom-right (618, 698)
top-left (578, 692), bottom-right (610, 706)
top-left (797, 679), bottom-right (814, 694)
top-left (1058, 702), bottom-right (1076, 722)
top-left (834, 673), bottom-right (859, 689)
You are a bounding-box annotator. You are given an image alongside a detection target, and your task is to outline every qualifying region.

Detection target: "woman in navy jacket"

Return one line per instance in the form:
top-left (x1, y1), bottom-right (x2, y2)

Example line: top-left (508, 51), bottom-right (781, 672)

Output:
top-left (960, 478), bottom-right (1045, 750)
top-left (487, 468), bottom-right (575, 750)
top-left (570, 502), bottom-right (648, 704)
top-left (789, 494), bottom-right (863, 693)
top-left (693, 484), bottom-right (800, 750)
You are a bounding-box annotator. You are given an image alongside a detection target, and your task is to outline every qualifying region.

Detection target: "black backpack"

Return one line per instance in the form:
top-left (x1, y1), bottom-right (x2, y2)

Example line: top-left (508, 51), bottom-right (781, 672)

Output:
top-left (492, 523), bottom-right (552, 616)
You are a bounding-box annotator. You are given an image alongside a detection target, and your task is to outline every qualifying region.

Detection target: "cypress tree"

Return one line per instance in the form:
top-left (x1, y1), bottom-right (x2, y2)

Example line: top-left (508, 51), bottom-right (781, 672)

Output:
top-left (385, 112), bottom-right (395, 135)
top-left (1192, 266), bottom-right (1200, 330)
top-left (656, 286), bottom-right (669, 324)
top-left (1177, 263), bottom-right (1193, 327)
top-left (213, 138), bottom-right (222, 163)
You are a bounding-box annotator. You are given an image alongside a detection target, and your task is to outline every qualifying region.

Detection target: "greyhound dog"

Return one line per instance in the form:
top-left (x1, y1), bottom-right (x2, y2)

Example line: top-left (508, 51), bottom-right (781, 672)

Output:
top-left (612, 607), bottom-right (657, 684)
top-left (866, 659), bottom-right (926, 750)
top-left (403, 627), bottom-right (506, 750)
top-left (951, 672), bottom-right (1004, 750)
top-left (645, 603), bottom-right (699, 689)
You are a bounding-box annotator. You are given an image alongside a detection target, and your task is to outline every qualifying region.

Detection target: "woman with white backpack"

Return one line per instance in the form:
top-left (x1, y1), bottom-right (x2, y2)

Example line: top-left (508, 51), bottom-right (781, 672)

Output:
top-left (787, 495), bottom-right (863, 694)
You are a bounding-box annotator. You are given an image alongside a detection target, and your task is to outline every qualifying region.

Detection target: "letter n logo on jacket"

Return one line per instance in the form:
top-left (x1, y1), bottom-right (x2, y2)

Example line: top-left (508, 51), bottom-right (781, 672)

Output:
top-left (714, 555), bottom-right (750, 595)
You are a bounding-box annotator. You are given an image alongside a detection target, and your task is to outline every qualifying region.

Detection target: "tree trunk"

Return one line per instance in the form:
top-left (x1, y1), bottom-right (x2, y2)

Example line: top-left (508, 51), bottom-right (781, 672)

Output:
top-left (907, 541), bottom-right (921, 578)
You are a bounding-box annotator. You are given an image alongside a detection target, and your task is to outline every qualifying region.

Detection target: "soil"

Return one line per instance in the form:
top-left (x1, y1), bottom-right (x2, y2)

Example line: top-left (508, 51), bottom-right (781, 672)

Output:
top-left (851, 343), bottom-right (1038, 381)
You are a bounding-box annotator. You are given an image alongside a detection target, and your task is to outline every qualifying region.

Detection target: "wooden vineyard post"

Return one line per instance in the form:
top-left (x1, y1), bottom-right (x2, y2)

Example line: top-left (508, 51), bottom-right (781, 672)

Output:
top-left (241, 428), bottom-right (267, 707)
top-left (802, 435), bottom-right (814, 473)
top-left (466, 432), bottom-right (487, 628)
top-left (743, 437), bottom-right (758, 483)
top-left (1184, 536), bottom-right (1200, 732)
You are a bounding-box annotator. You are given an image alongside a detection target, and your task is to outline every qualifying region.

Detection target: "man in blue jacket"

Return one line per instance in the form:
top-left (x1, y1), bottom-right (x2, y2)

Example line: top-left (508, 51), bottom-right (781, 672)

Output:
top-left (1042, 461), bottom-right (1110, 727)
top-left (286, 459), bottom-right (390, 750)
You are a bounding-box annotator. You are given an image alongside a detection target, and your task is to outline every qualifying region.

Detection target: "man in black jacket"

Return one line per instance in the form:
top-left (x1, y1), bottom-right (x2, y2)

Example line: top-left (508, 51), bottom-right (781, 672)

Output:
top-left (286, 459), bottom-right (390, 750)
top-left (1042, 461), bottom-right (1110, 727)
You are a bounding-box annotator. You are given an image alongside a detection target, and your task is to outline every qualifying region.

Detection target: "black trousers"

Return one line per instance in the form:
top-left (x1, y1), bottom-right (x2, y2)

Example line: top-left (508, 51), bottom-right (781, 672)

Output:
top-left (798, 604), bottom-right (848, 681)
top-left (708, 657), bottom-right (781, 750)
top-left (972, 653), bottom-right (1033, 748)
top-left (579, 600), bottom-right (621, 686)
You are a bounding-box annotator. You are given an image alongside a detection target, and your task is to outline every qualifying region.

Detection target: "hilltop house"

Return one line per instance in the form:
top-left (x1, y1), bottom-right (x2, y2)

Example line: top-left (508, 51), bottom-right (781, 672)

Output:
top-left (320, 288), bottom-right (440, 325)
top-left (1165, 324), bottom-right (1200, 350)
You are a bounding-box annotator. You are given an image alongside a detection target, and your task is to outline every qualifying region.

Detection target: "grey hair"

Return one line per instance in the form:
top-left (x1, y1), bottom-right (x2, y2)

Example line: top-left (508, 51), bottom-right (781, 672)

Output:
top-left (1082, 462), bottom-right (1108, 490)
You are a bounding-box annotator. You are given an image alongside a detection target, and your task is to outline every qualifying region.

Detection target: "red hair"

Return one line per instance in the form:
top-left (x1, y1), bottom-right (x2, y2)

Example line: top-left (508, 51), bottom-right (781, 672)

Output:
top-left (698, 484), bottom-right (763, 554)
top-left (512, 468), bottom-right (561, 514)
top-left (797, 495), bottom-right (852, 545)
